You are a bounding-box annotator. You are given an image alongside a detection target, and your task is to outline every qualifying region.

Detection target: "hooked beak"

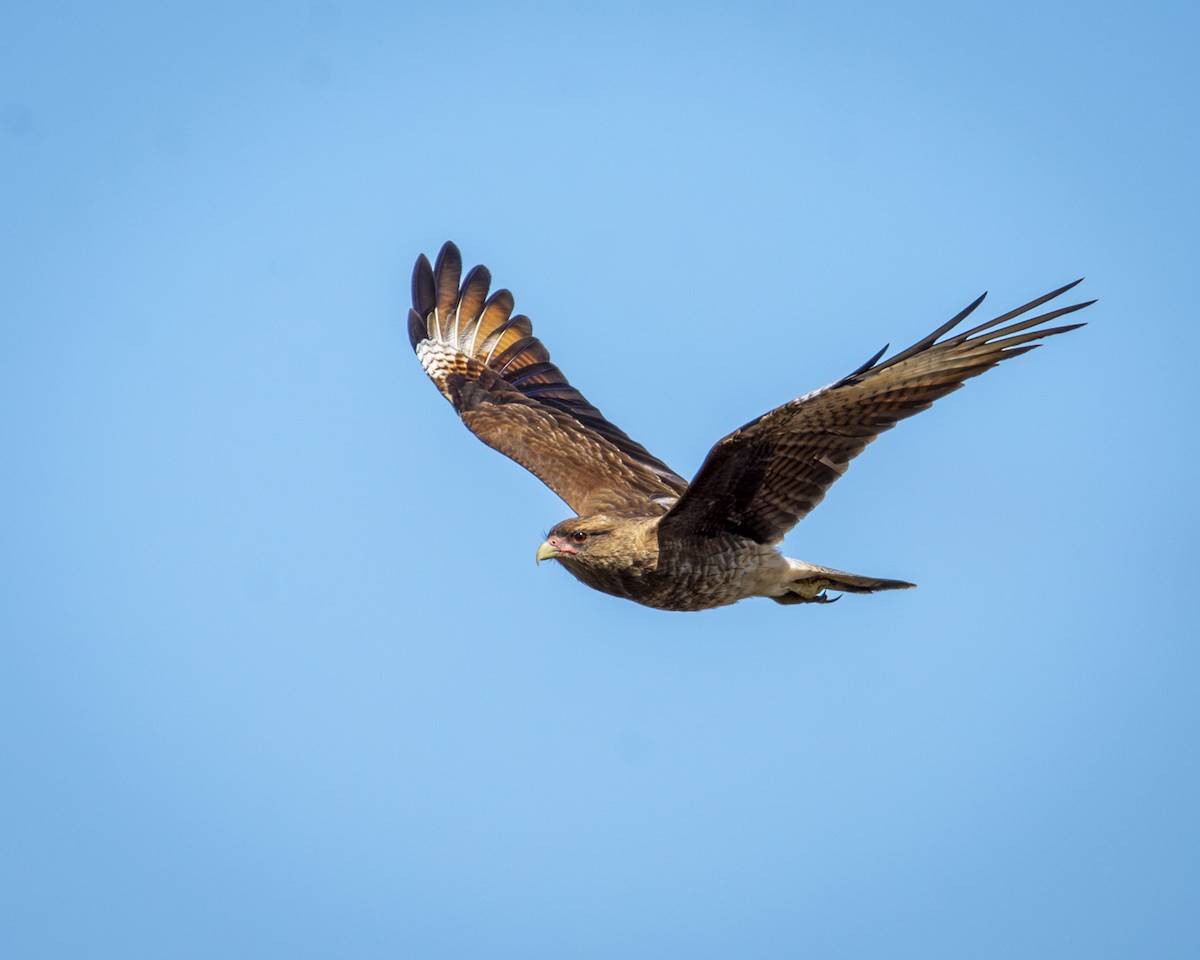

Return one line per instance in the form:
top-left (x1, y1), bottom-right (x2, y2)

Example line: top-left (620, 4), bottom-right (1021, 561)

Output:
top-left (536, 536), bottom-right (577, 564)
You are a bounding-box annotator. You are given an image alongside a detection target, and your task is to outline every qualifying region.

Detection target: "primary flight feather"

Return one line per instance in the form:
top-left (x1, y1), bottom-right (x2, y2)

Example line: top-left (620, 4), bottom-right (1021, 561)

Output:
top-left (409, 242), bottom-right (1091, 611)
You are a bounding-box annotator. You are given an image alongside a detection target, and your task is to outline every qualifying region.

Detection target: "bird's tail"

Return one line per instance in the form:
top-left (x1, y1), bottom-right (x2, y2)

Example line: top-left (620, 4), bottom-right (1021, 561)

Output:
top-left (773, 558), bottom-right (916, 604)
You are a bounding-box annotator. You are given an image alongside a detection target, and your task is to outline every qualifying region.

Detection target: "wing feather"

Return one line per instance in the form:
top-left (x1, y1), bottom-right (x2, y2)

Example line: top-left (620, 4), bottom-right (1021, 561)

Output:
top-left (410, 242), bottom-right (687, 516)
top-left (660, 282), bottom-right (1093, 543)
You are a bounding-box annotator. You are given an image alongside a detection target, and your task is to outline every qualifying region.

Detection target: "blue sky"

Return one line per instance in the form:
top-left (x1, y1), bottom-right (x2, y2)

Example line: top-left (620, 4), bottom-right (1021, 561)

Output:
top-left (2, 1), bottom-right (1197, 957)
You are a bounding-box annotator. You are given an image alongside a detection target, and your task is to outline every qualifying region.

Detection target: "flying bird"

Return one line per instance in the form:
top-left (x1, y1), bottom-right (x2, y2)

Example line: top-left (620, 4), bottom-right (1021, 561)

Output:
top-left (408, 242), bottom-right (1091, 611)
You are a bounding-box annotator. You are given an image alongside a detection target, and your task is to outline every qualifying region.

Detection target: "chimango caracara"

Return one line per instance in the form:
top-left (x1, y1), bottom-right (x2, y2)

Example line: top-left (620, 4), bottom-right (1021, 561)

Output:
top-left (409, 243), bottom-right (1091, 611)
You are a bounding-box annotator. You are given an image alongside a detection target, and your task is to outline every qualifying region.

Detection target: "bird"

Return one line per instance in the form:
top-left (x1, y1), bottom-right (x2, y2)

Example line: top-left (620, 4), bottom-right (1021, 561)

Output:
top-left (408, 242), bottom-right (1092, 612)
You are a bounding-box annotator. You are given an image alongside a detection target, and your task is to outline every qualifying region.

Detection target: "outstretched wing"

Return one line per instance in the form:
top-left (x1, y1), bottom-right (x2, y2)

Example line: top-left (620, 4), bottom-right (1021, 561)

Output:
top-left (659, 280), bottom-right (1094, 544)
top-left (409, 242), bottom-right (688, 517)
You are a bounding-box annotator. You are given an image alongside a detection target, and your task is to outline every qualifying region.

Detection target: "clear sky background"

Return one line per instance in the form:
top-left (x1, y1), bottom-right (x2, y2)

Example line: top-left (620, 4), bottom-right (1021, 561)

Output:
top-left (3, 2), bottom-right (1198, 957)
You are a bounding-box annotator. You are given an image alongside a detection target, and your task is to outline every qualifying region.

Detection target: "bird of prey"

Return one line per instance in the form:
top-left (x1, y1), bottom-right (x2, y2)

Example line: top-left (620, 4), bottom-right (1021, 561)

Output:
top-left (409, 242), bottom-right (1091, 611)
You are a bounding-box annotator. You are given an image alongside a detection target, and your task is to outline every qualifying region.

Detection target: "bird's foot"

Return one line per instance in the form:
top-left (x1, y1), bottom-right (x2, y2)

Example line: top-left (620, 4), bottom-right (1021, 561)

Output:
top-left (771, 581), bottom-right (842, 605)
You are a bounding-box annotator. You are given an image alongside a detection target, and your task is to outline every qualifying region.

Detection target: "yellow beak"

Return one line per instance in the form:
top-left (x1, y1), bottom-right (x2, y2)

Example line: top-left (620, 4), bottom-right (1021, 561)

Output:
top-left (535, 540), bottom-right (560, 564)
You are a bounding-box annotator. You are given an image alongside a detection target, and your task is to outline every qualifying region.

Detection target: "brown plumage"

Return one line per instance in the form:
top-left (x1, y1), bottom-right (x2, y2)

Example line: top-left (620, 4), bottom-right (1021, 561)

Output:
top-left (409, 242), bottom-right (1092, 611)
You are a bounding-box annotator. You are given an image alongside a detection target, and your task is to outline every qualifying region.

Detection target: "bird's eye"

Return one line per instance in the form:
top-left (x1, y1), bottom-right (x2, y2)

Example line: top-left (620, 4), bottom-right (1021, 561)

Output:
top-left (571, 531), bottom-right (589, 544)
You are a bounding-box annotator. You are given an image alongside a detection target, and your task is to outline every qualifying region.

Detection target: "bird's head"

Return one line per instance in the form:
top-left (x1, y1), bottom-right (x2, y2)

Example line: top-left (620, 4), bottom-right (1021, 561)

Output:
top-left (536, 516), bottom-right (626, 568)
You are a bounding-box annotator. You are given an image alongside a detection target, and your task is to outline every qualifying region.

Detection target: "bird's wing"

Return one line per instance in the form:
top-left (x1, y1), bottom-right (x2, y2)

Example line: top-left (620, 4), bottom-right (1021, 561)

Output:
top-left (659, 280), bottom-right (1094, 544)
top-left (409, 242), bottom-right (688, 517)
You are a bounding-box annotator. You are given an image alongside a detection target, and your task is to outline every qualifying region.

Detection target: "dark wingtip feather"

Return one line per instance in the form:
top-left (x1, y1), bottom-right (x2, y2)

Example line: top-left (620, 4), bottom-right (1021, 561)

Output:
top-left (873, 290), bottom-right (988, 372)
top-left (434, 241), bottom-right (461, 272)
top-left (958, 280), bottom-right (1091, 340)
top-left (845, 344), bottom-right (889, 380)
top-left (1040, 320), bottom-right (1088, 337)
top-left (461, 263), bottom-right (491, 289)
top-left (433, 242), bottom-right (462, 318)
top-left (454, 264), bottom-right (493, 336)
top-left (407, 308), bottom-right (428, 349)
top-left (412, 253), bottom-right (435, 319)
top-left (950, 291), bottom-right (989, 328)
